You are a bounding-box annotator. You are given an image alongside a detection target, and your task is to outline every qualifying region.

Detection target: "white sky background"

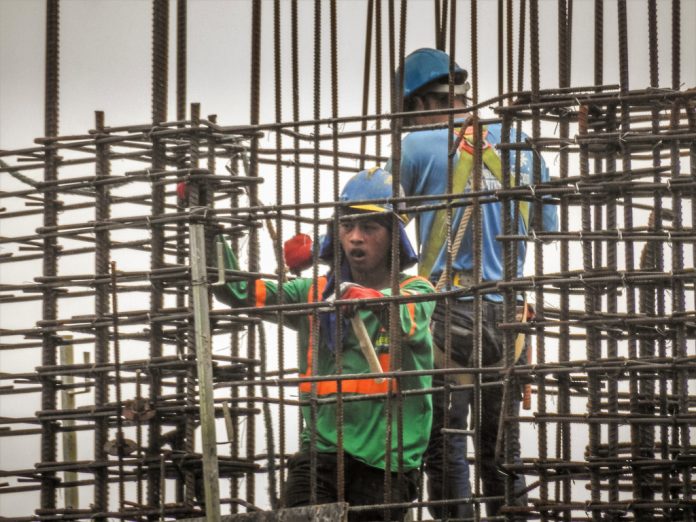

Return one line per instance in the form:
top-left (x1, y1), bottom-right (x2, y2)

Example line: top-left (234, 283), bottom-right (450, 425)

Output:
top-left (1, 0), bottom-right (695, 518)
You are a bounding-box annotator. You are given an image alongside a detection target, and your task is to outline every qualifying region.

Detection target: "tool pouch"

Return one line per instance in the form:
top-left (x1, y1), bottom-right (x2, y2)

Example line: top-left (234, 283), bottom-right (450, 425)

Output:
top-left (430, 300), bottom-right (503, 368)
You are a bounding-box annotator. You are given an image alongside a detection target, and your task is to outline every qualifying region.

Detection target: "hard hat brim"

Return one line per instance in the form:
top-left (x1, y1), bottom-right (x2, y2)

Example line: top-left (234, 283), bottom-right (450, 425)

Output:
top-left (347, 204), bottom-right (408, 224)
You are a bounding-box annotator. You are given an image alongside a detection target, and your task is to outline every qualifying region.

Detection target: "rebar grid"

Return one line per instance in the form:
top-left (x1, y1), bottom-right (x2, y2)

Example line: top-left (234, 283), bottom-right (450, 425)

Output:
top-left (0, 1), bottom-right (694, 521)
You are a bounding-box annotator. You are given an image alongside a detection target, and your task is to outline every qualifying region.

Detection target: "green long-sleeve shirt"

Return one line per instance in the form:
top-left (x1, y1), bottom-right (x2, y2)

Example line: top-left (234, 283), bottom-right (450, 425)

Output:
top-left (214, 264), bottom-right (435, 472)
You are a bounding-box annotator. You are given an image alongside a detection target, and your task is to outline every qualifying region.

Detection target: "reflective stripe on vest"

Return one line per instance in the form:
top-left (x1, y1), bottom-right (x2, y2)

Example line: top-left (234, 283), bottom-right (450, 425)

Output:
top-left (399, 275), bottom-right (427, 337)
top-left (299, 276), bottom-right (329, 393)
top-left (255, 279), bottom-right (267, 307)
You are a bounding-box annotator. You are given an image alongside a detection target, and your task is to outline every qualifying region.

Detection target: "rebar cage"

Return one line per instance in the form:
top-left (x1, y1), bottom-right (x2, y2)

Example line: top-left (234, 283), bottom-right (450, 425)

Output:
top-left (0, 1), bottom-right (695, 520)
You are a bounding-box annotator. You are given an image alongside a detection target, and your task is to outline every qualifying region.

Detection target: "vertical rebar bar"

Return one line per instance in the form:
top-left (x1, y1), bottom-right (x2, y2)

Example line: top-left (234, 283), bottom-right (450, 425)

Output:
top-left (500, 109), bottom-right (518, 521)
top-left (374, 0), bottom-right (383, 159)
top-left (359, 0), bottom-right (374, 172)
top-left (110, 261), bottom-right (126, 513)
top-left (174, 0), bottom-right (189, 506)
top-left (579, 104), bottom-right (601, 522)
top-left (228, 155), bottom-right (242, 515)
top-left (670, 4), bottom-right (691, 519)
top-left (470, 2), bottom-right (483, 517)
top-left (40, 0), bottom-right (60, 513)
top-left (308, 0), bottom-right (321, 506)
top-left (247, 0), bottom-right (262, 507)
top-left (505, 0), bottom-right (514, 99)
top-left (177, 0), bottom-right (187, 123)
top-left (271, 3), bottom-right (286, 503)
top-left (617, 3), bottom-right (641, 515)
top-left (291, 0), bottom-right (301, 238)
top-left (556, 2), bottom-right (572, 517)
top-left (497, 0), bottom-right (504, 103)
top-left (184, 103), bottom-right (201, 507)
top-left (530, 2), bottom-right (550, 521)
top-left (641, 1), bottom-right (662, 515)
top-left (93, 111), bottom-right (111, 520)
top-left (328, 0), bottom-right (347, 506)
top-left (148, 0), bottom-right (169, 511)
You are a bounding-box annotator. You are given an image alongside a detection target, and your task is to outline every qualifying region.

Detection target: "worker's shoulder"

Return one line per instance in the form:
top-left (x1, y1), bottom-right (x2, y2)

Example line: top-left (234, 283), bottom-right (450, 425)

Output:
top-left (281, 274), bottom-right (328, 297)
top-left (402, 127), bottom-right (449, 149)
top-left (484, 122), bottom-right (531, 145)
top-left (399, 274), bottom-right (435, 293)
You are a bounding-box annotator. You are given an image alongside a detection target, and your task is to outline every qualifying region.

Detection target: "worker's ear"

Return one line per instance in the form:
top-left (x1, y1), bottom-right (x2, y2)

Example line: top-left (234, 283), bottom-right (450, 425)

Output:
top-left (404, 95), bottom-right (427, 126)
top-left (403, 94), bottom-right (422, 113)
top-left (411, 95), bottom-right (427, 111)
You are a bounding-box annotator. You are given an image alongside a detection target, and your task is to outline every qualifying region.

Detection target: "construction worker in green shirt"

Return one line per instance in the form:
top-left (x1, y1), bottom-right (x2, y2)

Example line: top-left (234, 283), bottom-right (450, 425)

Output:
top-left (214, 167), bottom-right (436, 521)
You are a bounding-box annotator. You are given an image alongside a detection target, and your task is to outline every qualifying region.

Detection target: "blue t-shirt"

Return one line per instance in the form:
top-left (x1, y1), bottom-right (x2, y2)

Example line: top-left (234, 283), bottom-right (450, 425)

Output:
top-left (393, 122), bottom-right (558, 301)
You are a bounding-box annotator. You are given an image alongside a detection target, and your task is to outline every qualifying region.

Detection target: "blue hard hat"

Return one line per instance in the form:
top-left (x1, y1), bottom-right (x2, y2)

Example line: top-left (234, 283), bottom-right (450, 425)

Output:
top-left (318, 167), bottom-right (418, 270)
top-left (338, 167), bottom-right (408, 223)
top-left (400, 48), bottom-right (468, 100)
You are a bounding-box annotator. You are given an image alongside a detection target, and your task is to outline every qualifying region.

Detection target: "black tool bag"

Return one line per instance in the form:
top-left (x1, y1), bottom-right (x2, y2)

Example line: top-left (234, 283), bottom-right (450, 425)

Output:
top-left (430, 299), bottom-right (503, 367)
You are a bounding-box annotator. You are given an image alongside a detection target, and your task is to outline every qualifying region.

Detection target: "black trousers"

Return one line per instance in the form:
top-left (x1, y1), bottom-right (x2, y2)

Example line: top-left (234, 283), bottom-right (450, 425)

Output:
top-left (425, 299), bottom-right (528, 519)
top-left (283, 451), bottom-right (419, 521)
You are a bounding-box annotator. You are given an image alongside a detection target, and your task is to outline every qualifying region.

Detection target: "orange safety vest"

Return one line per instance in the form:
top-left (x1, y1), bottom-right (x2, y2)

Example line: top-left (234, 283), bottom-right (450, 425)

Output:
top-left (298, 276), bottom-right (422, 396)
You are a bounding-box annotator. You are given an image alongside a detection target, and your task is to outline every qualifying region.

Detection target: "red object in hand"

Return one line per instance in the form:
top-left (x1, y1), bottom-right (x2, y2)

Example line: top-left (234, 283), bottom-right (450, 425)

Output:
top-left (341, 284), bottom-right (382, 301)
top-left (283, 233), bottom-right (313, 274)
top-left (176, 181), bottom-right (188, 201)
top-left (338, 283), bottom-right (383, 318)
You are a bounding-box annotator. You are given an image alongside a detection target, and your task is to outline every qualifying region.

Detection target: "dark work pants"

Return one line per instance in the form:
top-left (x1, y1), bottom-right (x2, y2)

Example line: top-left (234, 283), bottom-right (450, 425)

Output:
top-left (284, 451), bottom-right (419, 521)
top-left (424, 300), bottom-right (527, 519)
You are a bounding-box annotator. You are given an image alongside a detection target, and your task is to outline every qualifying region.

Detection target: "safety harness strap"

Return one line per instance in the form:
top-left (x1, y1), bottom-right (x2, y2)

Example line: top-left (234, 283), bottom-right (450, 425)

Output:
top-left (418, 126), bottom-right (530, 280)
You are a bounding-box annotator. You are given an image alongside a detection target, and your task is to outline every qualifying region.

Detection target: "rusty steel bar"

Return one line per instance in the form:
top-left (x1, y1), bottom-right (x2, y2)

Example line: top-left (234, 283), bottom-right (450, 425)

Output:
top-left (246, 0), bottom-right (262, 509)
top-left (38, 0), bottom-right (61, 513)
top-left (272, 0), bottom-right (287, 507)
top-left (148, 0), bottom-right (169, 512)
top-left (93, 110), bottom-right (111, 518)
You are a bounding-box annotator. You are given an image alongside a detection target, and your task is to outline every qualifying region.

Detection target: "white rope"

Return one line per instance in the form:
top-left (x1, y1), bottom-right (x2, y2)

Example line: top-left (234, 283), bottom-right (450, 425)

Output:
top-left (435, 203), bottom-right (473, 292)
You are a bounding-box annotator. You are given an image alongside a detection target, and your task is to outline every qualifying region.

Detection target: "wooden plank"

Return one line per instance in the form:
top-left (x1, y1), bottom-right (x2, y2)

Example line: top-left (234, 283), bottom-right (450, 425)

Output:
top-left (180, 502), bottom-right (349, 522)
top-left (59, 336), bottom-right (78, 510)
top-left (190, 223), bottom-right (222, 521)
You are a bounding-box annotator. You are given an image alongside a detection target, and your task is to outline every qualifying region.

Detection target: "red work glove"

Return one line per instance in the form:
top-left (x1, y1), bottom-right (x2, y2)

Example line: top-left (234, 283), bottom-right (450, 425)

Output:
top-left (339, 283), bottom-right (383, 317)
top-left (340, 283), bottom-right (383, 301)
top-left (176, 181), bottom-right (188, 203)
top-left (283, 233), bottom-right (313, 274)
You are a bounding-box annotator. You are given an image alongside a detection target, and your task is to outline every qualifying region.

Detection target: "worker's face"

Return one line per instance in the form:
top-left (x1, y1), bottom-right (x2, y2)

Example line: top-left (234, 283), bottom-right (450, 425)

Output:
top-left (338, 217), bottom-right (390, 276)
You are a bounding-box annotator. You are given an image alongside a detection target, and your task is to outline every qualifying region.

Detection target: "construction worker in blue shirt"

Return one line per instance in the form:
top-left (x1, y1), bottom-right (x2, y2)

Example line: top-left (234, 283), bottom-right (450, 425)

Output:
top-left (389, 48), bottom-right (559, 519)
top-left (214, 168), bottom-right (436, 521)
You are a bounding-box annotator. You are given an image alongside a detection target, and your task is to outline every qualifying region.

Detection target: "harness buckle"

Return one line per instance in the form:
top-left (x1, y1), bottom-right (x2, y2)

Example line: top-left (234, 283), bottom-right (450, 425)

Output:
top-left (452, 271), bottom-right (477, 288)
